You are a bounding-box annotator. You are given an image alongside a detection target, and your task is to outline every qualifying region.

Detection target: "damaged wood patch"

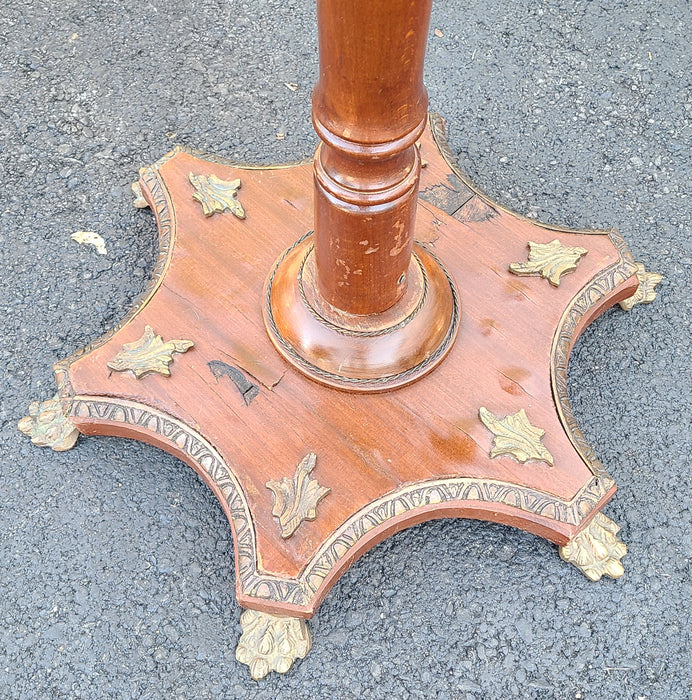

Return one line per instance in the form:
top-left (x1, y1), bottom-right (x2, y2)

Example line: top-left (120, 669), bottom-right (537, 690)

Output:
top-left (454, 195), bottom-right (497, 223)
top-left (419, 173), bottom-right (474, 216)
top-left (209, 360), bottom-right (260, 406)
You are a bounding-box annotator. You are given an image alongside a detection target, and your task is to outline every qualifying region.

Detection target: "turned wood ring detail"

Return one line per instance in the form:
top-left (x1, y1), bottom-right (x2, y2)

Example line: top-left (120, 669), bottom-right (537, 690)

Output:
top-left (263, 231), bottom-right (460, 391)
top-left (297, 244), bottom-right (430, 338)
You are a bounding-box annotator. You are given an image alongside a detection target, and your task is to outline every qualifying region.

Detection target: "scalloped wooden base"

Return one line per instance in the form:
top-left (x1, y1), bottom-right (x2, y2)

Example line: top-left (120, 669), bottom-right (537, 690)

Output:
top-left (22, 114), bottom-right (642, 678)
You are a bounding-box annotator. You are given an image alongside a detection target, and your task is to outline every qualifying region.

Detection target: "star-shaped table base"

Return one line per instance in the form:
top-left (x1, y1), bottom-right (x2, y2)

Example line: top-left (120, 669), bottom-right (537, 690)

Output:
top-left (21, 114), bottom-right (657, 679)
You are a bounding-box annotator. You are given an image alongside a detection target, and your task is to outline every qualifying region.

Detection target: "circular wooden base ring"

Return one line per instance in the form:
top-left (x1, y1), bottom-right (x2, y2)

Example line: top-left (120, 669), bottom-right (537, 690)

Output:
top-left (263, 232), bottom-right (460, 392)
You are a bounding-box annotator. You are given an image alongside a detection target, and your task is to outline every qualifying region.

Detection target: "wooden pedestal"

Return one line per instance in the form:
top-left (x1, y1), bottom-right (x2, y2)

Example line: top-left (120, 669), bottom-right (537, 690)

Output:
top-left (19, 115), bottom-right (659, 680)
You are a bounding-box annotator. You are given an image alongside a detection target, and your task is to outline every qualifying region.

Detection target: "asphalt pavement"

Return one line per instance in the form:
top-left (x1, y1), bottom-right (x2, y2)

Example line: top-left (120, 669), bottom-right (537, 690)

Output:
top-left (0, 1), bottom-right (690, 698)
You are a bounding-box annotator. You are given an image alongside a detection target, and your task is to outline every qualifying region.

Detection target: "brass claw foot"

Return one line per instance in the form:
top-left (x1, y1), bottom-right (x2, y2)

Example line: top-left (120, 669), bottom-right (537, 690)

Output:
top-left (18, 395), bottom-right (79, 452)
top-left (559, 512), bottom-right (627, 581)
top-left (131, 181), bottom-right (149, 209)
top-left (619, 262), bottom-right (662, 310)
top-left (236, 609), bottom-right (312, 680)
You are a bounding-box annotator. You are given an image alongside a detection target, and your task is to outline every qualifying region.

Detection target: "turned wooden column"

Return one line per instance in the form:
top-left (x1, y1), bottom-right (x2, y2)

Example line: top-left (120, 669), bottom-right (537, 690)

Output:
top-left (312, 0), bottom-right (432, 315)
top-left (263, 0), bottom-right (460, 390)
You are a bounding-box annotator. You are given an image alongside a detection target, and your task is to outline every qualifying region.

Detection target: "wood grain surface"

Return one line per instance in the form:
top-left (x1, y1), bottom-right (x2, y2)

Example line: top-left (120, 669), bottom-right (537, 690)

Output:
top-left (55, 118), bottom-right (639, 617)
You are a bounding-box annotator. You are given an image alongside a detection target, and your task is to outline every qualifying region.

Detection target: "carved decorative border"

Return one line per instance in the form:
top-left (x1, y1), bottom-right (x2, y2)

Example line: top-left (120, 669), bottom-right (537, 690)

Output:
top-left (70, 397), bottom-right (613, 609)
top-left (551, 231), bottom-right (637, 477)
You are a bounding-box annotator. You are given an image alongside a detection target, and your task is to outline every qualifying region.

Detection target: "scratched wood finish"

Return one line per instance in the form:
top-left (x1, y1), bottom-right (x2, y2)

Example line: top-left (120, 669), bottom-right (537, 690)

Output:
top-left (263, 230), bottom-right (460, 391)
top-left (271, 0), bottom-right (458, 390)
top-left (56, 118), bottom-right (638, 617)
top-left (312, 0), bottom-right (432, 314)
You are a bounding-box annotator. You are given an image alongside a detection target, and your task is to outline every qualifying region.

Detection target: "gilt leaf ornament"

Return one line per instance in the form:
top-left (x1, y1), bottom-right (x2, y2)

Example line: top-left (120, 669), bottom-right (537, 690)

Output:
top-left (107, 325), bottom-right (194, 379)
top-left (266, 453), bottom-right (331, 538)
top-left (509, 239), bottom-right (587, 286)
top-left (189, 172), bottom-right (246, 218)
top-left (479, 407), bottom-right (554, 466)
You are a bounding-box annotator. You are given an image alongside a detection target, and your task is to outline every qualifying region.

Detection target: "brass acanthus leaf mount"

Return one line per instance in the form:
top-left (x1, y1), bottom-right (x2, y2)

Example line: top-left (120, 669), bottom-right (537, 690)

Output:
top-left (189, 172), bottom-right (246, 218)
top-left (479, 407), bottom-right (554, 466)
top-left (509, 239), bottom-right (588, 286)
top-left (236, 609), bottom-right (311, 680)
top-left (559, 512), bottom-right (626, 581)
top-left (266, 452), bottom-right (331, 538)
top-left (619, 262), bottom-right (662, 310)
top-left (107, 325), bottom-right (194, 379)
top-left (18, 395), bottom-right (79, 452)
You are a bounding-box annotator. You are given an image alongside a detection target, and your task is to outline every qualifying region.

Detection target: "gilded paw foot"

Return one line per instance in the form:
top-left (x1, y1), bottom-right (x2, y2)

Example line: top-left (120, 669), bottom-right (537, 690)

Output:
top-left (131, 181), bottom-right (149, 208)
top-left (236, 609), bottom-right (311, 680)
top-left (619, 262), bottom-right (662, 310)
top-left (18, 395), bottom-right (79, 451)
top-left (559, 512), bottom-right (626, 581)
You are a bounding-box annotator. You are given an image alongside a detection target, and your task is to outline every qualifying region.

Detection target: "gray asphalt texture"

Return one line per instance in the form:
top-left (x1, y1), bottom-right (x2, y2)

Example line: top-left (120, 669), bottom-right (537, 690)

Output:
top-left (1, 1), bottom-right (690, 698)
